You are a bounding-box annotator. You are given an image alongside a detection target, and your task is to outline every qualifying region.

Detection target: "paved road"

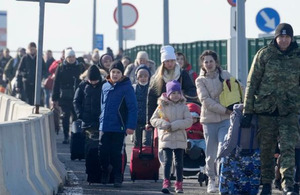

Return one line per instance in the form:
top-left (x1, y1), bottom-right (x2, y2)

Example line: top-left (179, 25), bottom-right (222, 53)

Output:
top-left (56, 130), bottom-right (282, 195)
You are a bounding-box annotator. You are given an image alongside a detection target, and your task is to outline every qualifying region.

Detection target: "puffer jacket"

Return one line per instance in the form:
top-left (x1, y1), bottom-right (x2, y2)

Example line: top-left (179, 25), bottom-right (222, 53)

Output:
top-left (244, 40), bottom-right (300, 116)
top-left (150, 93), bottom-right (193, 149)
top-left (99, 76), bottom-right (137, 132)
top-left (196, 69), bottom-right (232, 123)
top-left (73, 80), bottom-right (102, 129)
top-left (52, 60), bottom-right (85, 106)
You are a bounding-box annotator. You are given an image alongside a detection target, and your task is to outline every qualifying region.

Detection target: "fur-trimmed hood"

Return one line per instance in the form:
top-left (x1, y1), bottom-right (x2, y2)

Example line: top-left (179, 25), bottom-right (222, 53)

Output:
top-left (157, 93), bottom-right (186, 107)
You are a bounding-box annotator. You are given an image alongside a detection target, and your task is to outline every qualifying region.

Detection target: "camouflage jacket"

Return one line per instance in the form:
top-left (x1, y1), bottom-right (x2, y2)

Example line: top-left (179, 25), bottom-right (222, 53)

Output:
top-left (244, 40), bottom-right (300, 116)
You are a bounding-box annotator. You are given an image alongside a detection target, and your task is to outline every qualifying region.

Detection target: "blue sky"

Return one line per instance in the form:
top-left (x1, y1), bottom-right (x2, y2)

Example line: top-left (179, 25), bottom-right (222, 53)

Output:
top-left (1, 0), bottom-right (299, 58)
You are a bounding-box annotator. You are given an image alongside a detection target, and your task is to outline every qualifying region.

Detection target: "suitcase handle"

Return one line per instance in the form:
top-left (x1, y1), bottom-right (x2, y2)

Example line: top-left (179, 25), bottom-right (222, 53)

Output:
top-left (139, 126), bottom-right (155, 156)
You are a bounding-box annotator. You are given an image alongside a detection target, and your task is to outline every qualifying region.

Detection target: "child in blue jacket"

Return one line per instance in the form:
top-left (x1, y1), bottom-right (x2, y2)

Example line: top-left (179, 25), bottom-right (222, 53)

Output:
top-left (99, 60), bottom-right (137, 187)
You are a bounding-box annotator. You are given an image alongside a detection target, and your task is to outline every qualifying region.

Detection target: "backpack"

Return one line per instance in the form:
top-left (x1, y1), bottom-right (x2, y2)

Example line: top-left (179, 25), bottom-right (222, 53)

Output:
top-left (217, 104), bottom-right (258, 159)
top-left (219, 77), bottom-right (243, 111)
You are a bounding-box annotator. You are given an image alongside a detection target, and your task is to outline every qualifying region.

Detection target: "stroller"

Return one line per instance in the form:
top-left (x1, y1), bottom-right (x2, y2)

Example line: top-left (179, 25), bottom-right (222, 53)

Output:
top-left (184, 102), bottom-right (208, 186)
top-left (183, 145), bottom-right (208, 186)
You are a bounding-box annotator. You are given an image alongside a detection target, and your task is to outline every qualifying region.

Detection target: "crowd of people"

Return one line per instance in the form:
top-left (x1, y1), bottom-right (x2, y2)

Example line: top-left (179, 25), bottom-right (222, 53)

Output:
top-left (1, 22), bottom-right (300, 195)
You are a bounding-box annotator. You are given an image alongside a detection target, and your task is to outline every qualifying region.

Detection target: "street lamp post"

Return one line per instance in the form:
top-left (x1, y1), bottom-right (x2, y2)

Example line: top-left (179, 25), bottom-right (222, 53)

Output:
top-left (163, 0), bottom-right (169, 45)
top-left (118, 0), bottom-right (123, 49)
top-left (92, 0), bottom-right (96, 50)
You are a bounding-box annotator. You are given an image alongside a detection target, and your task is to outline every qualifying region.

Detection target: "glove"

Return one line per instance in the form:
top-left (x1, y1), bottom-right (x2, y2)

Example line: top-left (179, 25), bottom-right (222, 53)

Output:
top-left (240, 114), bottom-right (253, 128)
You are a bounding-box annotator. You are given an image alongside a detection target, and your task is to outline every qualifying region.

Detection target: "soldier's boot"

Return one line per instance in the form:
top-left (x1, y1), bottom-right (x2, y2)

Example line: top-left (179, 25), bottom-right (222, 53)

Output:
top-left (283, 186), bottom-right (297, 195)
top-left (260, 183), bottom-right (272, 195)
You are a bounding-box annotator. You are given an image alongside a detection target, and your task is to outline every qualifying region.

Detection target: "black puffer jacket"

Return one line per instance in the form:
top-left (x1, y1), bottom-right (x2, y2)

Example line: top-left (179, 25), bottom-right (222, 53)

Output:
top-left (73, 80), bottom-right (102, 129)
top-left (52, 60), bottom-right (85, 106)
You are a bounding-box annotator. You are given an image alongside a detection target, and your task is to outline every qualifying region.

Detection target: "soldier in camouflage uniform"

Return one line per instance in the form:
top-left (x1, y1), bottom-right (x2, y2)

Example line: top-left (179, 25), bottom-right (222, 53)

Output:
top-left (241, 23), bottom-right (300, 195)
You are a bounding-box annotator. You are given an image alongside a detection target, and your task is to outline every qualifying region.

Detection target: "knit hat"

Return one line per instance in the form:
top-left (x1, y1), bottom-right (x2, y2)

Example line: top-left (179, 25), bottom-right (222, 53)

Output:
top-left (101, 54), bottom-right (113, 64)
top-left (65, 48), bottom-right (75, 58)
top-left (275, 23), bottom-right (293, 38)
top-left (160, 45), bottom-right (176, 63)
top-left (109, 60), bottom-right (124, 74)
top-left (136, 51), bottom-right (149, 60)
top-left (87, 65), bottom-right (101, 81)
top-left (135, 64), bottom-right (151, 78)
top-left (166, 80), bottom-right (181, 97)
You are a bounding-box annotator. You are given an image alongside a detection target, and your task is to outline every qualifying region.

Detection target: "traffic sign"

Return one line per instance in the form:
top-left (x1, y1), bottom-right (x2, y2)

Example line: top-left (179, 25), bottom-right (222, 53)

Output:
top-left (114, 3), bottom-right (139, 29)
top-left (256, 8), bottom-right (280, 33)
top-left (95, 34), bottom-right (103, 50)
top-left (227, 0), bottom-right (236, 7)
top-left (116, 29), bottom-right (135, 41)
top-left (16, 0), bottom-right (70, 3)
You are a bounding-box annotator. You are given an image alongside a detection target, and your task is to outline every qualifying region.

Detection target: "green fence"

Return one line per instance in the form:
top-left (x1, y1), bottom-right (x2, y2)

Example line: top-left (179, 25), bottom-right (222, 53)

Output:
top-left (248, 35), bottom-right (300, 70)
top-left (124, 40), bottom-right (227, 73)
top-left (124, 35), bottom-right (300, 72)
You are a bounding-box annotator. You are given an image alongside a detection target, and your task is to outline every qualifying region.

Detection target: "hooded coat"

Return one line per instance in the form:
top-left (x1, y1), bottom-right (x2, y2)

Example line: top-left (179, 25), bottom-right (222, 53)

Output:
top-left (99, 76), bottom-right (138, 132)
top-left (150, 93), bottom-right (193, 149)
top-left (195, 69), bottom-right (232, 123)
top-left (73, 79), bottom-right (102, 129)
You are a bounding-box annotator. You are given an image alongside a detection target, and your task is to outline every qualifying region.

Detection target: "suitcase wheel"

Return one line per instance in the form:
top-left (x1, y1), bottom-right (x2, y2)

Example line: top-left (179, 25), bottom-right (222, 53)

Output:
top-left (131, 173), bottom-right (136, 182)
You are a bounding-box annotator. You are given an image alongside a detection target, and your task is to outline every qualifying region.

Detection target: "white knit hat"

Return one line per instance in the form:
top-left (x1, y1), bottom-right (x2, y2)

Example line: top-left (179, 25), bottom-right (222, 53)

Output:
top-left (65, 48), bottom-right (75, 58)
top-left (160, 45), bottom-right (176, 63)
top-left (136, 51), bottom-right (149, 60)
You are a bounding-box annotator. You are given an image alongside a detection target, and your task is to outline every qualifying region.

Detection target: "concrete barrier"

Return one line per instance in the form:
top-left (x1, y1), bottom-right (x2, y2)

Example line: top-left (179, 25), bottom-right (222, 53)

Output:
top-left (22, 119), bottom-right (53, 195)
top-left (0, 93), bottom-right (66, 195)
top-left (41, 110), bottom-right (67, 183)
top-left (0, 121), bottom-right (42, 195)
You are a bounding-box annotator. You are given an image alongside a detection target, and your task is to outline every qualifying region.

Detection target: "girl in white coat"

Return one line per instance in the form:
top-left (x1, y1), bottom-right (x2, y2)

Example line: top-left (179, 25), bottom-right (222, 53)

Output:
top-left (151, 80), bottom-right (192, 194)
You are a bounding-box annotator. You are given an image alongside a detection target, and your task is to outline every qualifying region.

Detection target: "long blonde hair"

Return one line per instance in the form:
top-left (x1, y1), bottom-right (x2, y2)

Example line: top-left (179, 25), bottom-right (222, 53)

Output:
top-left (150, 62), bottom-right (177, 95)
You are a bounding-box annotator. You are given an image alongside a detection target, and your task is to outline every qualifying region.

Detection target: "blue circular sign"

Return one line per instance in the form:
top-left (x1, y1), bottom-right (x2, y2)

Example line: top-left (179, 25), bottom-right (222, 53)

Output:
top-left (256, 8), bottom-right (280, 33)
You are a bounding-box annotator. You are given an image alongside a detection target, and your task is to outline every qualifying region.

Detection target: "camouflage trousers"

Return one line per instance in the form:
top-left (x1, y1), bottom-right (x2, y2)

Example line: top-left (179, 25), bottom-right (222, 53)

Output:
top-left (258, 113), bottom-right (300, 188)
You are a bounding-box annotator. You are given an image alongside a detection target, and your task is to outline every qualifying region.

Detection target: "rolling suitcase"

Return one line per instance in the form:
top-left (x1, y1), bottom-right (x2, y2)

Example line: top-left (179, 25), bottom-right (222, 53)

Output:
top-left (85, 134), bottom-right (101, 183)
top-left (70, 120), bottom-right (85, 160)
top-left (218, 104), bottom-right (260, 195)
top-left (130, 127), bottom-right (160, 181)
top-left (86, 138), bottom-right (127, 184)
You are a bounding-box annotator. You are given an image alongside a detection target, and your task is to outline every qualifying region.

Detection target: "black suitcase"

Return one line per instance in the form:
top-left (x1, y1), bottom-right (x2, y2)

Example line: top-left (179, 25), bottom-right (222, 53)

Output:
top-left (86, 139), bottom-right (127, 184)
top-left (85, 136), bottom-right (101, 183)
top-left (70, 120), bottom-right (85, 160)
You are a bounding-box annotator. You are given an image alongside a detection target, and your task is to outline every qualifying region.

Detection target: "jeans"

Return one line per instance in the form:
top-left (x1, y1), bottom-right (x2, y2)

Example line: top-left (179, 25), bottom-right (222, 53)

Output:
top-left (133, 124), bottom-right (152, 147)
top-left (202, 119), bottom-right (230, 179)
top-left (162, 148), bottom-right (184, 182)
top-left (43, 88), bottom-right (51, 108)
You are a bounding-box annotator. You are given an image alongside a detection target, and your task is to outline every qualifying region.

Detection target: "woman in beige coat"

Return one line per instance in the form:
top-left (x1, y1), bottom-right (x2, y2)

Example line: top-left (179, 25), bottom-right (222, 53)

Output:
top-left (195, 50), bottom-right (233, 193)
top-left (151, 80), bottom-right (192, 194)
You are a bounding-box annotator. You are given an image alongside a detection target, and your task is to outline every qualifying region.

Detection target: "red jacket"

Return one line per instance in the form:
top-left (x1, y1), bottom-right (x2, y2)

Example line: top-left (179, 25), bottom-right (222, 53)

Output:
top-left (186, 102), bottom-right (203, 139)
top-left (49, 59), bottom-right (62, 74)
top-left (186, 122), bottom-right (204, 139)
